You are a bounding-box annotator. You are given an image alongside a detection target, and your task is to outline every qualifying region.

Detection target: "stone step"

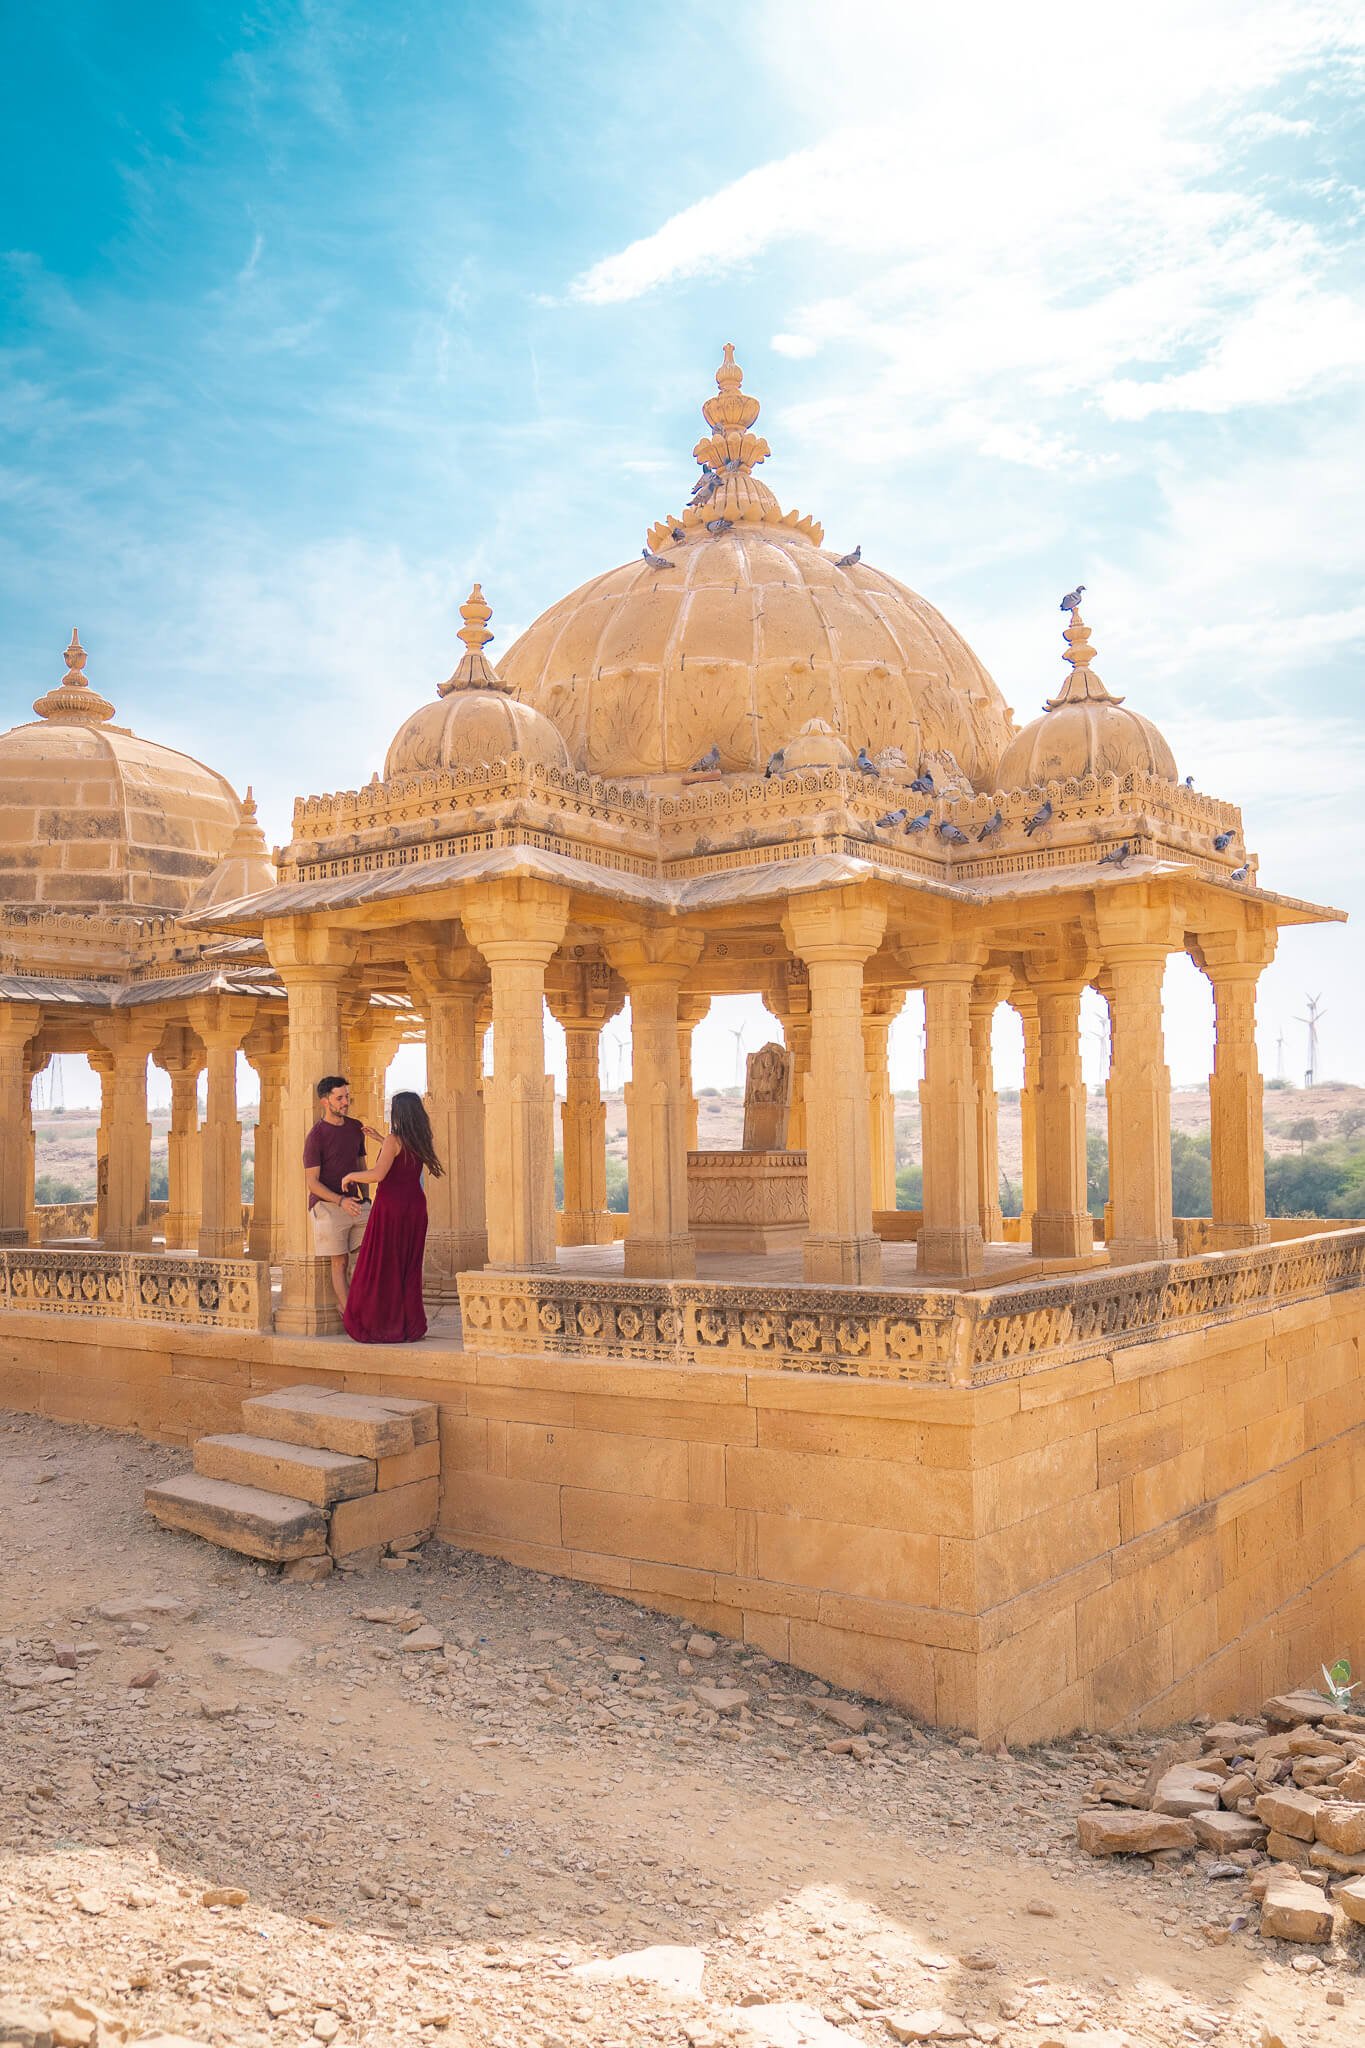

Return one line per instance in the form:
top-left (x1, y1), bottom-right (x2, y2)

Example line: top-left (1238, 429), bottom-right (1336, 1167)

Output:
top-left (193, 1433), bottom-right (377, 1507)
top-left (239, 1384), bottom-right (436, 1460)
top-left (145, 1473), bottom-right (327, 1562)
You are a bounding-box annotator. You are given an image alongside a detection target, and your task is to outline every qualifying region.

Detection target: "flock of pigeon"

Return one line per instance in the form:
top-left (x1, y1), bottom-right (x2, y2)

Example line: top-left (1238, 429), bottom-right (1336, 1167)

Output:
top-left (681, 573), bottom-right (1251, 886)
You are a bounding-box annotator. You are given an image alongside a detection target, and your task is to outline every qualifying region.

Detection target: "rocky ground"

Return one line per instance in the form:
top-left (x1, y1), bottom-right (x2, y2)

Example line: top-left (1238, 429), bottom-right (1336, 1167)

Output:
top-left (3, 1411), bottom-right (1364, 2048)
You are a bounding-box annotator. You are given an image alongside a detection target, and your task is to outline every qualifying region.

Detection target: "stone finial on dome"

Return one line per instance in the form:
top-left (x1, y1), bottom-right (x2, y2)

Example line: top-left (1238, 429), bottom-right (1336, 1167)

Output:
top-left (645, 345), bottom-right (824, 552)
top-left (701, 342), bottom-right (764, 438)
top-left (33, 628), bottom-right (117, 724)
top-left (437, 584), bottom-right (511, 697)
top-left (1043, 607), bottom-right (1125, 711)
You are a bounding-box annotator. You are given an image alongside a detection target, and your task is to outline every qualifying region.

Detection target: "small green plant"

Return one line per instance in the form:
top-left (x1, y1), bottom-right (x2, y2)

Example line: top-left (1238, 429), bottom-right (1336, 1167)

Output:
top-left (1320, 1657), bottom-right (1357, 1710)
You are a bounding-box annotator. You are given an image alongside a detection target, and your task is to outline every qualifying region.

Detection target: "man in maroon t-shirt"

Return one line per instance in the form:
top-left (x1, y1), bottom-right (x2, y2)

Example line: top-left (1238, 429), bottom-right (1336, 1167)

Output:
top-left (303, 1075), bottom-right (379, 1315)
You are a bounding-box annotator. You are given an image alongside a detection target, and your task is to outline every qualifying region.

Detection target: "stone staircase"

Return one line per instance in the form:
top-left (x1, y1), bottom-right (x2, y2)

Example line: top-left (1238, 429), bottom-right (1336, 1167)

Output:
top-left (145, 1384), bottom-right (440, 1578)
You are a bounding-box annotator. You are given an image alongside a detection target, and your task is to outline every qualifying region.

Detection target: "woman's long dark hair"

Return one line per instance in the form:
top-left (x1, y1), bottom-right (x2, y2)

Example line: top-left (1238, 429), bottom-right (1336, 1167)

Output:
top-left (389, 1091), bottom-right (444, 1177)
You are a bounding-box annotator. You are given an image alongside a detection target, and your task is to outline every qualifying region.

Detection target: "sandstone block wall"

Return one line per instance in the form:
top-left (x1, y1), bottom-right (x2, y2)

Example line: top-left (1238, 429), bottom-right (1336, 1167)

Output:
top-left (2, 1280), bottom-right (1363, 1746)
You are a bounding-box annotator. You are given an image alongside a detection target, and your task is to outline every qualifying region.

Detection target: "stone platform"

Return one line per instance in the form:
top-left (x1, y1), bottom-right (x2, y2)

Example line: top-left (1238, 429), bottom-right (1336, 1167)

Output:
top-left (3, 1226), bottom-right (1365, 1747)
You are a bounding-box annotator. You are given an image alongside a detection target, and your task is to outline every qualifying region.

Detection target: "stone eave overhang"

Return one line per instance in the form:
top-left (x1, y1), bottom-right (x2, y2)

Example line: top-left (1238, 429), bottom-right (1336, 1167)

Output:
top-left (184, 837), bottom-right (1343, 939)
top-left (0, 967), bottom-right (286, 1009)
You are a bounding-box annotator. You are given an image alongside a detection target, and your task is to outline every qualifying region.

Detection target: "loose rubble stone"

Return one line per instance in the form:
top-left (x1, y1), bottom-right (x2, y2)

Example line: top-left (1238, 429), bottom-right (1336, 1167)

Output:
top-left (693, 1685), bottom-right (748, 1716)
top-left (94, 1593), bottom-right (198, 1623)
top-left (1314, 1802), bottom-right (1365, 1853)
top-left (1263, 1691), bottom-right (1337, 1726)
top-left (573, 1945), bottom-right (707, 1994)
top-left (1190, 1808), bottom-right (1267, 1852)
top-left (1255, 1787), bottom-right (1322, 1839)
top-left (1150, 1765), bottom-right (1223, 1816)
top-left (1077, 1809), bottom-right (1195, 1856)
top-left (686, 1634), bottom-right (717, 1659)
top-left (1260, 1874), bottom-right (1334, 1943)
top-left (0, 2003), bottom-right (51, 2048)
top-left (815, 1699), bottom-right (869, 1734)
top-left (1337, 1875), bottom-right (1365, 1924)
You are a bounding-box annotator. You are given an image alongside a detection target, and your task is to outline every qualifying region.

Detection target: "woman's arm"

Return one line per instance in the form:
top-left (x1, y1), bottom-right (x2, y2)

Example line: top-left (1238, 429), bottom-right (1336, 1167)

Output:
top-left (342, 1133), bottom-right (400, 1190)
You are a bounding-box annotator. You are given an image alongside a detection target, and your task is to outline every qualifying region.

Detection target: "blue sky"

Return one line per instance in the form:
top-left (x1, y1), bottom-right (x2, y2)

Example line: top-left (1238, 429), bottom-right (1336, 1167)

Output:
top-left (4, 0), bottom-right (1364, 1099)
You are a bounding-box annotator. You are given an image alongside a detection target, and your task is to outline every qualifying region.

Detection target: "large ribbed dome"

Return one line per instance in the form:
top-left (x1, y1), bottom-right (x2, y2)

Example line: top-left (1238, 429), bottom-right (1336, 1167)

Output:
top-left (0, 632), bottom-right (248, 914)
top-left (500, 348), bottom-right (1015, 789)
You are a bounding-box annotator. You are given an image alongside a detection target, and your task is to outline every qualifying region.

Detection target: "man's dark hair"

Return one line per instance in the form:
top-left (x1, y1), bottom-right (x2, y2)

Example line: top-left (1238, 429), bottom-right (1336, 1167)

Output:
top-left (316, 1074), bottom-right (349, 1099)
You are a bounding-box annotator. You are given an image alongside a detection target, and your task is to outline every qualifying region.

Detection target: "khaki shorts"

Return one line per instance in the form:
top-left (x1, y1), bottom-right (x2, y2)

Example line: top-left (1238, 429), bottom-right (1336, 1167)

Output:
top-left (310, 1202), bottom-right (368, 1258)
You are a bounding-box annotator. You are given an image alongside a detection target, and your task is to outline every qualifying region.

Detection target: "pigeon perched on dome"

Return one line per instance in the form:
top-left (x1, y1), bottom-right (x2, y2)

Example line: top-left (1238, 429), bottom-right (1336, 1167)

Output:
top-left (1060, 584), bottom-right (1086, 614)
top-left (835, 545), bottom-right (862, 569)
top-left (1024, 799), bottom-right (1053, 836)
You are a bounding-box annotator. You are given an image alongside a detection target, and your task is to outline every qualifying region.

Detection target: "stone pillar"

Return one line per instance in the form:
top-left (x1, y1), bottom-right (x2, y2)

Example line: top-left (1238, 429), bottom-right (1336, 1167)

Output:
top-left (462, 882), bottom-right (568, 1271)
top-left (269, 926), bottom-right (355, 1334)
top-left (546, 965), bottom-right (620, 1250)
top-left (560, 1018), bottom-right (610, 1242)
top-left (918, 964), bottom-right (984, 1278)
top-left (764, 967), bottom-right (811, 1149)
top-left (1027, 978), bottom-right (1092, 1259)
top-left (862, 989), bottom-right (900, 1212)
top-left (678, 995), bottom-right (710, 1153)
top-left (970, 976), bottom-right (1008, 1247)
top-left (343, 1000), bottom-right (404, 1138)
top-left (194, 1000), bottom-right (254, 1259)
top-left (418, 975), bottom-right (489, 1285)
top-left (95, 1020), bottom-right (159, 1252)
top-left (1192, 930), bottom-right (1275, 1250)
top-left (1102, 950), bottom-right (1177, 1264)
top-left (0, 1004), bottom-right (40, 1245)
top-left (1011, 988), bottom-right (1040, 1240)
top-left (90, 1050), bottom-right (113, 1243)
top-left (244, 1027), bottom-right (287, 1263)
top-left (23, 1052), bottom-right (45, 1244)
top-left (153, 1029), bottom-right (204, 1251)
top-left (783, 891), bottom-right (886, 1284)
top-left (608, 936), bottom-right (703, 1279)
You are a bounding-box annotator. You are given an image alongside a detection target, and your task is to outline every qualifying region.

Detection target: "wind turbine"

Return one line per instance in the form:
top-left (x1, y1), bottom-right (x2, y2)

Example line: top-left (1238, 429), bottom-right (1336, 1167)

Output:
top-left (1298, 995), bottom-right (1325, 1089)
top-left (1275, 1028), bottom-right (1286, 1084)
top-left (730, 1020), bottom-right (748, 1088)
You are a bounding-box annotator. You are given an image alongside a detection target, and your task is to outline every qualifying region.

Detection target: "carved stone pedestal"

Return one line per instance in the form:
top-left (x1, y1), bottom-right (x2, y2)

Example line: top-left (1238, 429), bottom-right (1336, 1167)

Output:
top-left (686, 1149), bottom-right (808, 1253)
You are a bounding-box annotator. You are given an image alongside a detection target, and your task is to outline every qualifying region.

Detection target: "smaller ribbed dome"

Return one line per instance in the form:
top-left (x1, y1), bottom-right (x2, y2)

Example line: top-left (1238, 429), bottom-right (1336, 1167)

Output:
top-left (187, 786), bottom-right (277, 911)
top-left (996, 609), bottom-right (1177, 790)
top-left (384, 585), bottom-right (571, 781)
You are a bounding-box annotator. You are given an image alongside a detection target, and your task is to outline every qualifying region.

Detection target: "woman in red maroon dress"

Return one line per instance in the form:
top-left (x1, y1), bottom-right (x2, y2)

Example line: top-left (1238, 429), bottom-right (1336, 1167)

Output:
top-left (339, 1091), bottom-right (443, 1344)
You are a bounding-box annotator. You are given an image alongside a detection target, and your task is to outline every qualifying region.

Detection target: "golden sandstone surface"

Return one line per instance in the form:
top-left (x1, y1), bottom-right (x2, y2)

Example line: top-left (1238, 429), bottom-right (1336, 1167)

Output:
top-left (0, 345), bottom-right (1357, 1745)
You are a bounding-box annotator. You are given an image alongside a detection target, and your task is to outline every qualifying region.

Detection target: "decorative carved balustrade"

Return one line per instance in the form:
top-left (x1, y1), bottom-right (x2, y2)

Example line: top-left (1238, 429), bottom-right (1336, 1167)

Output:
top-left (0, 1247), bottom-right (271, 1332)
top-left (458, 1272), bottom-right (961, 1383)
top-left (459, 1227), bottom-right (1365, 1387)
top-left (955, 1228), bottom-right (1365, 1383)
